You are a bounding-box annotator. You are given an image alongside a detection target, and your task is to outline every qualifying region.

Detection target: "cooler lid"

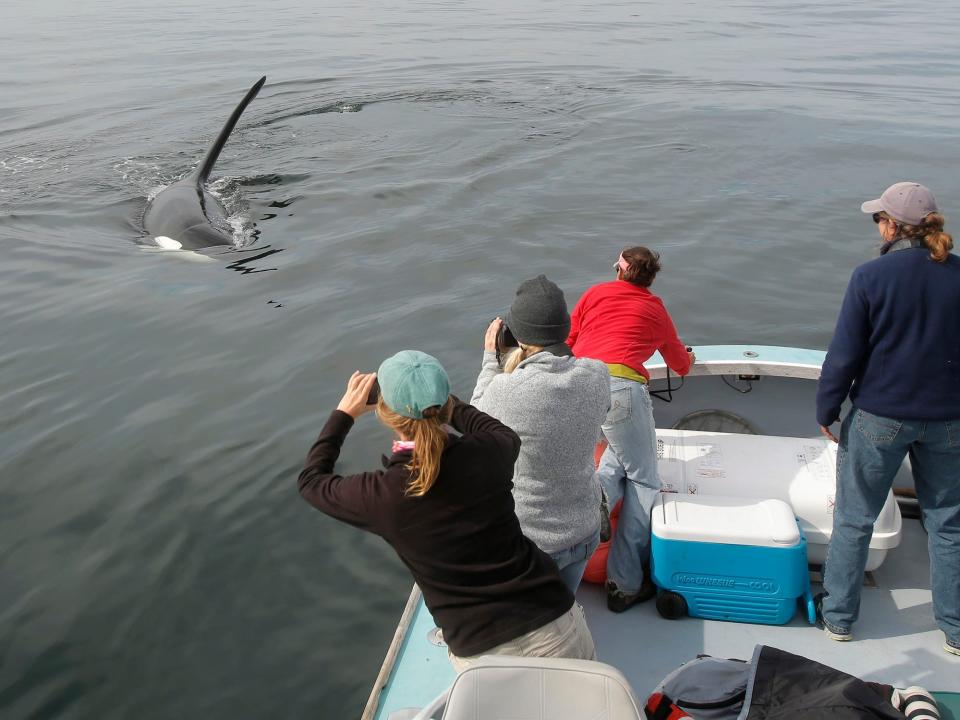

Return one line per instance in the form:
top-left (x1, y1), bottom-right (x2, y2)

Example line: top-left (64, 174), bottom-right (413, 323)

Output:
top-left (653, 493), bottom-right (801, 548)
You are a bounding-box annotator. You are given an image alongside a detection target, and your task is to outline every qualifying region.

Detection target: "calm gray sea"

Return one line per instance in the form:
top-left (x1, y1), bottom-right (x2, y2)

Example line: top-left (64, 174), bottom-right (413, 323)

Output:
top-left (1, 0), bottom-right (958, 717)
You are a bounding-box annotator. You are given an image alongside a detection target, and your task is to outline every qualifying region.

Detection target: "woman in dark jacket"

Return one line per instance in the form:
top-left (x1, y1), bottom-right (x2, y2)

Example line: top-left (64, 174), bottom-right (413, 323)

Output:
top-left (298, 350), bottom-right (596, 670)
top-left (816, 182), bottom-right (960, 656)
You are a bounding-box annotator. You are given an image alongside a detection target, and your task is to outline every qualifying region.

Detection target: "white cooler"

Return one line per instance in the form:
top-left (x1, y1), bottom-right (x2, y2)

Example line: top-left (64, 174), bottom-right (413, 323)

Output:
top-left (654, 430), bottom-right (902, 571)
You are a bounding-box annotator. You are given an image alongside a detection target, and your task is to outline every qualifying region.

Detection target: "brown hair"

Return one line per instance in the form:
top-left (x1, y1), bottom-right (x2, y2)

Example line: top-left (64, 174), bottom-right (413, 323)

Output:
top-left (620, 246), bottom-right (661, 287)
top-left (880, 211), bottom-right (954, 263)
top-left (376, 396), bottom-right (454, 496)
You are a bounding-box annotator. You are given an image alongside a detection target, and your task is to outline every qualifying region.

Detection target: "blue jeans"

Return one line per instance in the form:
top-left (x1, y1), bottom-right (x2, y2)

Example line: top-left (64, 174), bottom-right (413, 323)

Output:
top-left (549, 528), bottom-right (601, 595)
top-left (597, 377), bottom-right (660, 594)
top-left (822, 408), bottom-right (960, 648)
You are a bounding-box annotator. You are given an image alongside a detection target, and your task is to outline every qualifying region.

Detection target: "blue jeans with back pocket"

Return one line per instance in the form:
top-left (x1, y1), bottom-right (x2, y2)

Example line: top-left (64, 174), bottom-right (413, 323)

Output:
top-left (549, 527), bottom-right (601, 595)
top-left (597, 376), bottom-right (660, 595)
top-left (821, 408), bottom-right (960, 648)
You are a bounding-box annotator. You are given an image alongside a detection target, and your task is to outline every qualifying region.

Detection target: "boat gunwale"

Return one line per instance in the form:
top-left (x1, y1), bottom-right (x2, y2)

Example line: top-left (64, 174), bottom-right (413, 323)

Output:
top-left (362, 584), bottom-right (422, 720)
top-left (647, 345), bottom-right (825, 381)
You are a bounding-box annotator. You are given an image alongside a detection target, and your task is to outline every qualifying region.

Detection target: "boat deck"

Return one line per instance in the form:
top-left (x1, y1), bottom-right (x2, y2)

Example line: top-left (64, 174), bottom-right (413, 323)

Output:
top-left (367, 348), bottom-right (957, 719)
top-left (370, 516), bottom-right (959, 719)
top-left (585, 516), bottom-right (957, 693)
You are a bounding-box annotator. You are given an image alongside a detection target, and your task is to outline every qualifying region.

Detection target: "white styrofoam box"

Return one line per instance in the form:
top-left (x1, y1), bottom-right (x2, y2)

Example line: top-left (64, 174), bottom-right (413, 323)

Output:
top-left (653, 494), bottom-right (801, 548)
top-left (654, 430), bottom-right (902, 571)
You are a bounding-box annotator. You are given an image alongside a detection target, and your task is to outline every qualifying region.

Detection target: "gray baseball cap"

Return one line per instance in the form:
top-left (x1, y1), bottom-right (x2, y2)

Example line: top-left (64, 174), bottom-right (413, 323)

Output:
top-left (861, 182), bottom-right (938, 226)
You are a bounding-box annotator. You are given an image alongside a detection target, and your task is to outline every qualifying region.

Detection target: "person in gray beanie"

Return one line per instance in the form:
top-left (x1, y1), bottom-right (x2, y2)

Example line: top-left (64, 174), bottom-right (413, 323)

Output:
top-left (504, 275), bottom-right (573, 348)
top-left (471, 275), bottom-right (611, 593)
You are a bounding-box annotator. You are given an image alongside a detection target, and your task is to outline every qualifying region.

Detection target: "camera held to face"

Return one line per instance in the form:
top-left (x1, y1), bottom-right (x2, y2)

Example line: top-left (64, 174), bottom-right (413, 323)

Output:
top-left (493, 320), bottom-right (519, 369)
top-left (495, 322), bottom-right (518, 355)
top-left (366, 378), bottom-right (380, 406)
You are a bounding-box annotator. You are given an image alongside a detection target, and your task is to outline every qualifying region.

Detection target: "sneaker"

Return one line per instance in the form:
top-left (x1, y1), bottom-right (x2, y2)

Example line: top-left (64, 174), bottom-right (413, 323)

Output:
top-left (945, 642), bottom-right (960, 657)
top-left (824, 625), bottom-right (853, 642)
top-left (814, 592), bottom-right (853, 641)
top-left (606, 579), bottom-right (656, 613)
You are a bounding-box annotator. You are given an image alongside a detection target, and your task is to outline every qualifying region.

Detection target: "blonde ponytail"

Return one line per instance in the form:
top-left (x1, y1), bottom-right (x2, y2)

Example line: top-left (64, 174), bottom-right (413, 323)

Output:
top-left (501, 344), bottom-right (544, 374)
top-left (377, 396), bottom-right (454, 496)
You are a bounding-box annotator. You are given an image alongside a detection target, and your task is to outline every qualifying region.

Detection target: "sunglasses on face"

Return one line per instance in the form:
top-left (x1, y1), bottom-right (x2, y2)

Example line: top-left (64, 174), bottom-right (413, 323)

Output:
top-left (873, 213), bottom-right (884, 224)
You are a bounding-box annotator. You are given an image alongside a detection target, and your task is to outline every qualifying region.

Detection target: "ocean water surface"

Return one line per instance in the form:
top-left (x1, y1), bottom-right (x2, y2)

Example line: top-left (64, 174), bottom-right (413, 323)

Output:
top-left (2, 0), bottom-right (959, 717)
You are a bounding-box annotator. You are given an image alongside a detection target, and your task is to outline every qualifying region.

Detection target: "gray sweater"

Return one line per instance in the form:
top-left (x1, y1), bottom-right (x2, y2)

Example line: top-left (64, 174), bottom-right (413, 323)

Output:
top-left (471, 350), bottom-right (610, 555)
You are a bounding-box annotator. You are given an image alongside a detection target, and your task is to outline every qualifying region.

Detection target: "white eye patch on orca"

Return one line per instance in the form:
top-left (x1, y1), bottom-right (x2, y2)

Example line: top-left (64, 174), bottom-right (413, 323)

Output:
top-left (155, 236), bottom-right (182, 250)
top-left (144, 237), bottom-right (215, 263)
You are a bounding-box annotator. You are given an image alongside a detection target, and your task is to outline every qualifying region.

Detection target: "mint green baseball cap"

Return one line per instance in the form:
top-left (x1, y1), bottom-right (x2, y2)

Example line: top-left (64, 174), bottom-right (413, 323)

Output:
top-left (377, 350), bottom-right (450, 419)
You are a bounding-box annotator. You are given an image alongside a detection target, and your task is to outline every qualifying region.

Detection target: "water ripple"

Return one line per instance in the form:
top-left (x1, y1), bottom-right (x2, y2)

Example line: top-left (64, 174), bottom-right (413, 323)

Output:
top-left (4, 1), bottom-right (960, 718)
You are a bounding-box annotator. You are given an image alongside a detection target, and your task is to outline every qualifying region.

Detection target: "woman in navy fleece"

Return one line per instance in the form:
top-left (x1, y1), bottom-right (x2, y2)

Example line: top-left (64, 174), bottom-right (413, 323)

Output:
top-left (815, 182), bottom-right (960, 656)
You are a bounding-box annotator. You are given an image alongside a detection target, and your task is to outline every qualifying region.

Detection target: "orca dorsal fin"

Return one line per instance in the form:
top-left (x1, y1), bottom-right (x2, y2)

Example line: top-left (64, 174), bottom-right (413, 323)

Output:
top-left (193, 76), bottom-right (266, 185)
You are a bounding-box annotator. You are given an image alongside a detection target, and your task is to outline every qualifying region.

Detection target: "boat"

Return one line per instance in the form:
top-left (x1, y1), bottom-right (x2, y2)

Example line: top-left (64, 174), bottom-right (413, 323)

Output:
top-left (361, 345), bottom-right (960, 720)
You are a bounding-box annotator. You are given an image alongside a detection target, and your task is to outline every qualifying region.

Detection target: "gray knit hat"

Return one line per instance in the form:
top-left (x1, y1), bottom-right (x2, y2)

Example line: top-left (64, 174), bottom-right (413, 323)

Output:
top-left (504, 275), bottom-right (571, 347)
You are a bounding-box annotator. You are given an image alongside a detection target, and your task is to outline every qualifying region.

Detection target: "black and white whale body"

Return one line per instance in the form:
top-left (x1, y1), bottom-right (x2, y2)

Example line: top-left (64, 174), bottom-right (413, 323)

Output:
top-left (143, 76), bottom-right (266, 250)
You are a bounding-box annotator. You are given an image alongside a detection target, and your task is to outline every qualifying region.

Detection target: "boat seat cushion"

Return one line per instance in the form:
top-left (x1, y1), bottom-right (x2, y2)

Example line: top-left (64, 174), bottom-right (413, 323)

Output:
top-left (436, 655), bottom-right (643, 720)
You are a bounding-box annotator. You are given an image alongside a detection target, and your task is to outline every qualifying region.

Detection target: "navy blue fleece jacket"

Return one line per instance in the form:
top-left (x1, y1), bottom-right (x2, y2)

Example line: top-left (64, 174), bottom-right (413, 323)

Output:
top-left (816, 247), bottom-right (960, 427)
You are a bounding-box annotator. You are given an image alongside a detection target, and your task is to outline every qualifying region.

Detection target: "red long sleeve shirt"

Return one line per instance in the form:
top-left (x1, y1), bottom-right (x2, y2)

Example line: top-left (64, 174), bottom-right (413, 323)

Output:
top-left (566, 280), bottom-right (691, 381)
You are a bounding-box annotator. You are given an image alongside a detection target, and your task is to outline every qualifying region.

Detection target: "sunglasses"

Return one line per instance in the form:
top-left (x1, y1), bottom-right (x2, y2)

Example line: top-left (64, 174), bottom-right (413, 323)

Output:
top-left (872, 212), bottom-right (886, 224)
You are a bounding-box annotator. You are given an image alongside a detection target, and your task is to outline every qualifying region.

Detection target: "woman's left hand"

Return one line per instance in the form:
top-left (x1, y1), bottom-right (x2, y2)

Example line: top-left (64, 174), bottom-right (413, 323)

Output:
top-left (336, 371), bottom-right (378, 419)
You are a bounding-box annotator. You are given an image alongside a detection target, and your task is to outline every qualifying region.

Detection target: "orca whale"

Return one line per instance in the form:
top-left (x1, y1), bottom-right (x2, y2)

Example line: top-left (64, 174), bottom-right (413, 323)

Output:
top-left (143, 76), bottom-right (267, 250)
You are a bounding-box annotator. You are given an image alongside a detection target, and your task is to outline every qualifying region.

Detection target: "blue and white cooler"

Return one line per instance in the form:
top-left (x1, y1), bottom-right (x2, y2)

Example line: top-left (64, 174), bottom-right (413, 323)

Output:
top-left (650, 493), bottom-right (816, 626)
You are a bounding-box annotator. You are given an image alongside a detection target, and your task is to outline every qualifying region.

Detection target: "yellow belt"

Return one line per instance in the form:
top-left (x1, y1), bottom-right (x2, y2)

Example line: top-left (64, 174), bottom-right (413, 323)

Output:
top-left (606, 363), bottom-right (647, 384)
